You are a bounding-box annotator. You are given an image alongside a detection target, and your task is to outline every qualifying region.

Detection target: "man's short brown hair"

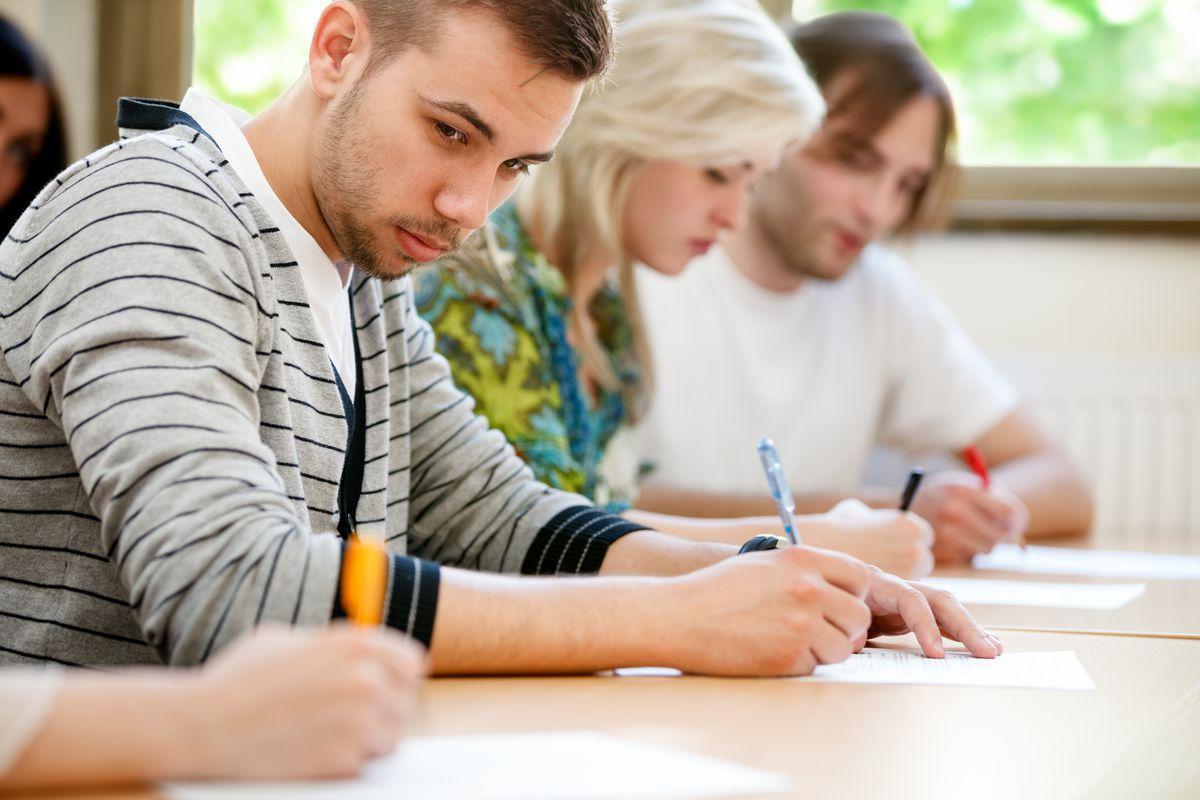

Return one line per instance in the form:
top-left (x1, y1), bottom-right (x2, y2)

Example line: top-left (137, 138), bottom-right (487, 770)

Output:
top-left (356, 0), bottom-right (614, 82)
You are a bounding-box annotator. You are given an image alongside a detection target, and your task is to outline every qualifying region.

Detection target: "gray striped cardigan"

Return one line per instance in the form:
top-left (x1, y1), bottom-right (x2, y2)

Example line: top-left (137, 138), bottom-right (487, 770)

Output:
top-left (0, 99), bottom-right (643, 667)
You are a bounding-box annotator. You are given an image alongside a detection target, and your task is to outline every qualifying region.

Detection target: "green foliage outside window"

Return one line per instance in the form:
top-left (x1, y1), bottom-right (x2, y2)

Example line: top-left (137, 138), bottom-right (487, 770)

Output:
top-left (193, 0), bottom-right (1199, 165)
top-left (192, 0), bottom-right (325, 117)
top-left (797, 0), bottom-right (1200, 164)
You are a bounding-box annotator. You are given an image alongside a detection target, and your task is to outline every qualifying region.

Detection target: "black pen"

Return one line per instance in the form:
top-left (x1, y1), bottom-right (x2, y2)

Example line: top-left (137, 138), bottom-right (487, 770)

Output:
top-left (899, 467), bottom-right (925, 511)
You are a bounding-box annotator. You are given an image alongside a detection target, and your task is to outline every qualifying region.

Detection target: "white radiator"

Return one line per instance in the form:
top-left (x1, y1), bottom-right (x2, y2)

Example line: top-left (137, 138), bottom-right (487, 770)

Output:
top-left (996, 355), bottom-right (1200, 544)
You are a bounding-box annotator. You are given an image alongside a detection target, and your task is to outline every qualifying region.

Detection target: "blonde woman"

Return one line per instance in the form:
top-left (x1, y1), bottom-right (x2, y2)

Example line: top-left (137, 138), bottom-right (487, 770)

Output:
top-left (415, 0), bottom-right (935, 578)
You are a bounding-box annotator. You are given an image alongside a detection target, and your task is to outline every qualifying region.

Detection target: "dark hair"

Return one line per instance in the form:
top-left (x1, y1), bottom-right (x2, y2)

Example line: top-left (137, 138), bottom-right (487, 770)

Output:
top-left (789, 11), bottom-right (956, 232)
top-left (355, 0), bottom-right (614, 82)
top-left (0, 15), bottom-right (68, 237)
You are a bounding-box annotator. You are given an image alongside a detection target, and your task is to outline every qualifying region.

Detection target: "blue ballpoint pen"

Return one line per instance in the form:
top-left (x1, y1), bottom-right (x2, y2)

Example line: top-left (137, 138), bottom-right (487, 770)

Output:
top-left (756, 437), bottom-right (801, 546)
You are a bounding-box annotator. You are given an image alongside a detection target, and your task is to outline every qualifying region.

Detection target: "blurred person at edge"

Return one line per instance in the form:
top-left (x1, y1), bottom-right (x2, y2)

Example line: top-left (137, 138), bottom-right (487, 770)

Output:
top-left (0, 15), bottom-right (67, 236)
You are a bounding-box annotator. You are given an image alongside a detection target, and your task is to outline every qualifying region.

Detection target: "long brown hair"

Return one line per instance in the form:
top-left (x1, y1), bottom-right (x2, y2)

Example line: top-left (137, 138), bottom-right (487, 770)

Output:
top-left (789, 11), bottom-right (957, 231)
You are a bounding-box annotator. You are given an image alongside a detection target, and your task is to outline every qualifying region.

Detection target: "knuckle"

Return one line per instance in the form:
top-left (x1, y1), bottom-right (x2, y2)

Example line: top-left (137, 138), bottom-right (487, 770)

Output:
top-left (789, 576), bottom-right (821, 605)
top-left (781, 546), bottom-right (810, 568)
top-left (787, 606), bottom-right (818, 636)
top-left (925, 587), bottom-right (954, 606)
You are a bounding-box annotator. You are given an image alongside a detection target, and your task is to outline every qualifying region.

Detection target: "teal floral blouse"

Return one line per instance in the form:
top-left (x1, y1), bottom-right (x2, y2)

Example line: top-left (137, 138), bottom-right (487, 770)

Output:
top-left (413, 203), bottom-right (639, 507)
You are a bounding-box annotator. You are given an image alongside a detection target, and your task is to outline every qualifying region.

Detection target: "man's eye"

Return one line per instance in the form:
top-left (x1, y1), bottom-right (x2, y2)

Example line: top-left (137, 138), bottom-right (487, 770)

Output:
top-left (705, 168), bottom-right (730, 185)
top-left (841, 149), bottom-right (875, 170)
top-left (434, 121), bottom-right (468, 145)
top-left (502, 159), bottom-right (531, 176)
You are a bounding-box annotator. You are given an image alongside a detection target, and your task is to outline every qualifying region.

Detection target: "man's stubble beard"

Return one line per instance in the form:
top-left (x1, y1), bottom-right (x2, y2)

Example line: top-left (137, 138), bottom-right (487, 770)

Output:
top-left (752, 198), bottom-right (825, 283)
top-left (312, 80), bottom-right (465, 282)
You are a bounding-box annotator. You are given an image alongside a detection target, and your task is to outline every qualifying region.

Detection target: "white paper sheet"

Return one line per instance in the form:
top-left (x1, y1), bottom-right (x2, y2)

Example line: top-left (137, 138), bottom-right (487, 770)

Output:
top-left (801, 648), bottom-right (1096, 691)
top-left (973, 544), bottom-right (1200, 580)
top-left (165, 731), bottom-right (792, 800)
top-left (922, 576), bottom-right (1146, 609)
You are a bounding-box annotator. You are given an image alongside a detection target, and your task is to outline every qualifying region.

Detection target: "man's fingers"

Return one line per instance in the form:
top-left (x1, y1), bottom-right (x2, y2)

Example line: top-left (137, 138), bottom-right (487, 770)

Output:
top-left (936, 522), bottom-right (995, 562)
top-left (363, 630), bottom-right (429, 686)
top-left (820, 585), bottom-right (872, 640)
top-left (920, 586), bottom-right (1003, 658)
top-left (903, 511), bottom-right (935, 546)
top-left (953, 498), bottom-right (1009, 546)
top-left (894, 588), bottom-right (945, 658)
top-left (808, 621), bottom-right (855, 666)
top-left (967, 487), bottom-right (1025, 530)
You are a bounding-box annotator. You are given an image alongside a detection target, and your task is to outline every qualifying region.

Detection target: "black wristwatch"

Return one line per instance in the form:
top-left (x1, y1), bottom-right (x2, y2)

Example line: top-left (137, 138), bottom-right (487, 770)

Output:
top-left (738, 534), bottom-right (787, 554)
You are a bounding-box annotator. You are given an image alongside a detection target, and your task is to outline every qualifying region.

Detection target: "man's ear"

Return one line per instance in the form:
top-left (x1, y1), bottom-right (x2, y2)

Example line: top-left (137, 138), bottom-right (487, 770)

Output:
top-left (308, 0), bottom-right (371, 101)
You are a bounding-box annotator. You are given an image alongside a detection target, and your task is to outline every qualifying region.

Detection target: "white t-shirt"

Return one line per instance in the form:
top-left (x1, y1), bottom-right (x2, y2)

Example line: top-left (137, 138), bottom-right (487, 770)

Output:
top-left (179, 89), bottom-right (357, 397)
top-left (632, 243), bottom-right (1020, 495)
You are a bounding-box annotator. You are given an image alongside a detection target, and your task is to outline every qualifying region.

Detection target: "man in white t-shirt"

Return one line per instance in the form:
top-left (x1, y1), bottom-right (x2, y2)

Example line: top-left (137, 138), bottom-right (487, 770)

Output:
top-left (633, 11), bottom-right (1093, 562)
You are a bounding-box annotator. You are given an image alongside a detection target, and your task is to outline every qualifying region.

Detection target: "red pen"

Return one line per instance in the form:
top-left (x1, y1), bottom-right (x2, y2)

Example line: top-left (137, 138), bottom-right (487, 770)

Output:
top-left (961, 445), bottom-right (990, 490)
top-left (962, 445), bottom-right (1024, 548)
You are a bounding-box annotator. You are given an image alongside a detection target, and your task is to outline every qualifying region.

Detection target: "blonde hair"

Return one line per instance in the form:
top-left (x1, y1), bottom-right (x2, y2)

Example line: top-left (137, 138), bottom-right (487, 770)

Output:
top-left (515, 0), bottom-right (825, 421)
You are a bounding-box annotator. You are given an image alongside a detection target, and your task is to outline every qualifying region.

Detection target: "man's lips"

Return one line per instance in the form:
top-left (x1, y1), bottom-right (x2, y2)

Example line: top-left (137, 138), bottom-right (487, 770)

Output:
top-left (394, 226), bottom-right (451, 262)
top-left (834, 228), bottom-right (865, 254)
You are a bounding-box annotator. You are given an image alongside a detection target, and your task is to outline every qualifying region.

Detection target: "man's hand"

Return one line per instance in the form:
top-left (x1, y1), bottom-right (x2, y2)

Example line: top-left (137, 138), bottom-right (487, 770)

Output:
top-left (857, 566), bottom-right (1003, 658)
top-left (667, 546), bottom-right (873, 677)
top-left (910, 471), bottom-right (1030, 563)
top-left (664, 547), bottom-right (1000, 677)
top-left (808, 499), bottom-right (935, 579)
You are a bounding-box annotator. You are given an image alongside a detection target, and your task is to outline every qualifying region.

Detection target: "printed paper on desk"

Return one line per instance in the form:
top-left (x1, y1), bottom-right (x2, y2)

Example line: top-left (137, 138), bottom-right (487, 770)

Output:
top-left (165, 730), bottom-right (793, 800)
top-left (922, 577), bottom-right (1146, 609)
top-left (974, 544), bottom-right (1200, 580)
top-left (800, 648), bottom-right (1096, 691)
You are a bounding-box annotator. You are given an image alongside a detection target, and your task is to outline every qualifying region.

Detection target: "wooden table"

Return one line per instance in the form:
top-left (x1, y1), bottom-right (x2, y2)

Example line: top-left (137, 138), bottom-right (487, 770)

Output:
top-left (25, 630), bottom-right (1200, 800)
top-left (410, 631), bottom-right (1200, 800)
top-left (934, 536), bottom-right (1200, 639)
top-left (26, 534), bottom-right (1200, 800)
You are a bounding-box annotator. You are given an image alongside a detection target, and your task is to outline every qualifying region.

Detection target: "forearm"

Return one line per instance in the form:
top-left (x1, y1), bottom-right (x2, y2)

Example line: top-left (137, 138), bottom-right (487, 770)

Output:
top-left (993, 451), bottom-right (1094, 538)
top-left (3, 672), bottom-right (205, 789)
top-left (597, 527), bottom-right (735, 573)
top-left (636, 484), bottom-right (870, 518)
top-left (427, 528), bottom-right (752, 674)
top-left (427, 566), bottom-right (680, 674)
top-left (622, 509), bottom-right (848, 550)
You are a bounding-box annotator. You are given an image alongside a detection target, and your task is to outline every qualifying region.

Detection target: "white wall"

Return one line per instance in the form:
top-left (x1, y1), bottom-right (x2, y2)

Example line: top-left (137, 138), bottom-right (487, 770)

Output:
top-left (0, 0), bottom-right (98, 160)
top-left (893, 231), bottom-right (1200, 538)
top-left (895, 232), bottom-right (1200, 359)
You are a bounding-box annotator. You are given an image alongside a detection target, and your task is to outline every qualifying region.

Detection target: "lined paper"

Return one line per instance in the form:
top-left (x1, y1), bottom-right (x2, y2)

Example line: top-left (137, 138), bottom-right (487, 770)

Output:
top-left (924, 576), bottom-right (1146, 609)
top-left (166, 731), bottom-right (792, 800)
top-left (802, 648), bottom-right (1096, 691)
top-left (974, 544), bottom-right (1200, 580)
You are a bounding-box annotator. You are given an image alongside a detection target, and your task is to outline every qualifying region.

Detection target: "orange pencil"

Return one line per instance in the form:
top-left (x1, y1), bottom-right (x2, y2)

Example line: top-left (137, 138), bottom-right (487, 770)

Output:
top-left (340, 533), bottom-right (387, 626)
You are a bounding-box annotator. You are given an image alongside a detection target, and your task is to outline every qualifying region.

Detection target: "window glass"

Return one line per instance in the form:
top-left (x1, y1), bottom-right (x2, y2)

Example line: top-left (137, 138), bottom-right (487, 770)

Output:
top-left (792, 0), bottom-right (1200, 165)
top-left (193, 0), bottom-right (326, 115)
